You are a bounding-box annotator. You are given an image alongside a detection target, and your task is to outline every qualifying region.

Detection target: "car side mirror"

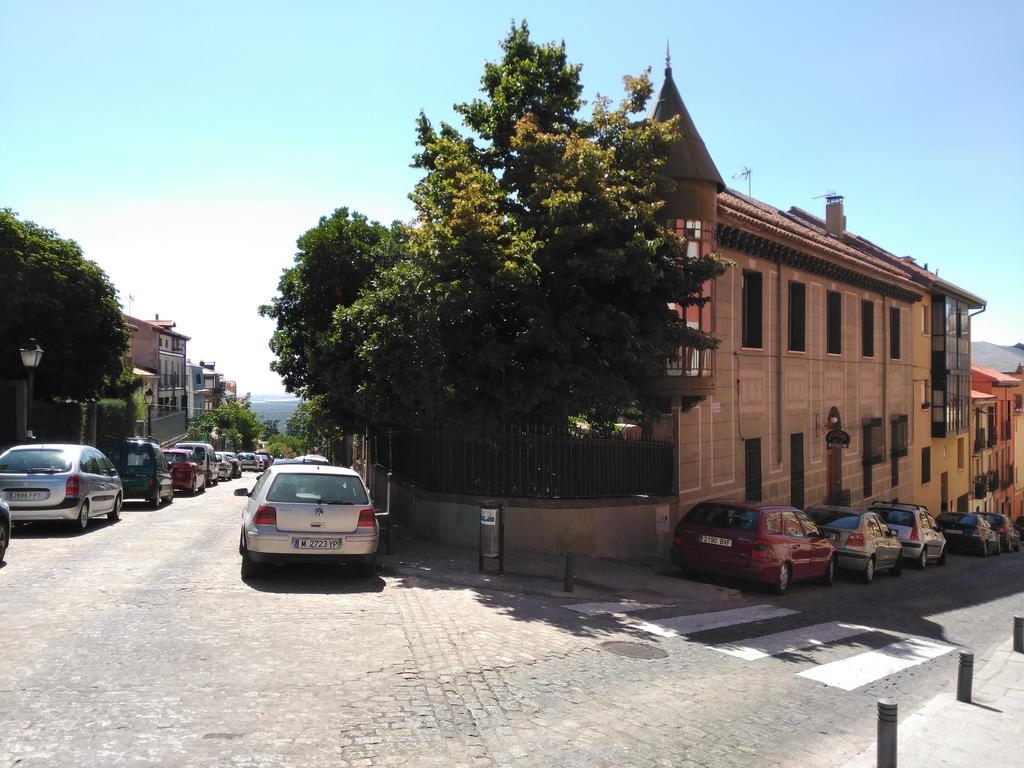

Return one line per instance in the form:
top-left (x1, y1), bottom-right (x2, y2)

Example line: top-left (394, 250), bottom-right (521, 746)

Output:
top-left (234, 488), bottom-right (250, 497)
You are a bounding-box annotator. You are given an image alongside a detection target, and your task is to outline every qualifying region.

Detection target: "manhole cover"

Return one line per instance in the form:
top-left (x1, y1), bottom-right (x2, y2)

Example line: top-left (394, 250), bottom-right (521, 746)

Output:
top-left (600, 641), bottom-right (668, 660)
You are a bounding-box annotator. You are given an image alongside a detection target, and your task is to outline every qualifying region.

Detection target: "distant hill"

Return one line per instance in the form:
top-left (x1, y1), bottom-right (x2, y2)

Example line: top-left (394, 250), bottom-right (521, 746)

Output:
top-left (248, 394), bottom-right (301, 430)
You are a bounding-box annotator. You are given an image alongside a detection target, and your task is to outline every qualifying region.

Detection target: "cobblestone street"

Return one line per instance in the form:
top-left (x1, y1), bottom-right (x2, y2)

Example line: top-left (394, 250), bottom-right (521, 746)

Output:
top-left (2, 480), bottom-right (1023, 767)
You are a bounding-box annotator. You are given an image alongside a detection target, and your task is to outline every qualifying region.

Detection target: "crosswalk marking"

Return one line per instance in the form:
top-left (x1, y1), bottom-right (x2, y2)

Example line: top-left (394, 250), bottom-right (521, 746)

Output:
top-left (712, 622), bottom-right (877, 661)
top-left (631, 604), bottom-right (799, 638)
top-left (563, 601), bottom-right (668, 616)
top-left (796, 636), bottom-right (956, 691)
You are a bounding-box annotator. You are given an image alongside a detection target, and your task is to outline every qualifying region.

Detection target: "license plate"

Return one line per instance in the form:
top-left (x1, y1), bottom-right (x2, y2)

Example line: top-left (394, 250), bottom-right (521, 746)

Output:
top-left (292, 538), bottom-right (340, 550)
top-left (945, 529), bottom-right (962, 535)
top-left (700, 535), bottom-right (732, 547)
top-left (4, 490), bottom-right (47, 501)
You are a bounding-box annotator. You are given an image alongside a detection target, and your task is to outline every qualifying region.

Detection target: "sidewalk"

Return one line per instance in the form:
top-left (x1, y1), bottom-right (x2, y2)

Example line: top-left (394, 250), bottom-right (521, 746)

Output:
top-left (844, 640), bottom-right (1024, 767)
top-left (380, 537), bottom-right (741, 608)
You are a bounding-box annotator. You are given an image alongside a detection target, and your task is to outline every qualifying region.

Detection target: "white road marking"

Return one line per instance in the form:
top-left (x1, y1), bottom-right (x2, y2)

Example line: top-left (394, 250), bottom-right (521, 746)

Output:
top-left (563, 602), bottom-right (668, 616)
top-left (797, 636), bottom-right (956, 691)
top-left (631, 604), bottom-right (799, 638)
top-left (712, 622), bottom-right (877, 661)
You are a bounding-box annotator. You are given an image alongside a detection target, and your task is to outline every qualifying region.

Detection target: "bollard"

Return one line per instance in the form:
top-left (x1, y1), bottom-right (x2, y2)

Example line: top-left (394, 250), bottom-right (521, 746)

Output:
top-left (1014, 616), bottom-right (1024, 654)
top-left (876, 698), bottom-right (897, 768)
top-left (563, 552), bottom-right (575, 593)
top-left (957, 651), bottom-right (974, 703)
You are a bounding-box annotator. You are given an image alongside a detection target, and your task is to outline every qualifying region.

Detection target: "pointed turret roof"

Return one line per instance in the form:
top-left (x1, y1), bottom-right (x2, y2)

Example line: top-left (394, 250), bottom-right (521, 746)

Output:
top-left (649, 50), bottom-right (724, 193)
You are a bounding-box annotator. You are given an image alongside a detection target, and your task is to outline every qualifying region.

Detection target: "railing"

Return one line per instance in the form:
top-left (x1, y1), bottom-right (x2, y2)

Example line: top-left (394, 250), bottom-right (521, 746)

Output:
top-left (988, 471), bottom-right (999, 492)
top-left (1003, 464), bottom-right (1015, 489)
top-left (974, 478), bottom-right (988, 499)
top-left (370, 425), bottom-right (674, 499)
top-left (973, 434), bottom-right (985, 454)
top-left (665, 346), bottom-right (713, 377)
top-left (987, 431), bottom-right (998, 448)
top-left (1003, 422), bottom-right (1013, 441)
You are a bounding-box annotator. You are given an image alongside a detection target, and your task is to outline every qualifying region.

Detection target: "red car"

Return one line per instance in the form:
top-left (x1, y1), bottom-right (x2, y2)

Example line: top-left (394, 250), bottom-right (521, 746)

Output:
top-left (255, 450), bottom-right (274, 468)
top-left (671, 500), bottom-right (837, 595)
top-left (162, 450), bottom-right (206, 495)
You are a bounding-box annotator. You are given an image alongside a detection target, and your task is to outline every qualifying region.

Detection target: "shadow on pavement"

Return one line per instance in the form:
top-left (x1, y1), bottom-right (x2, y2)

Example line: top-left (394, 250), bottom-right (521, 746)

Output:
top-left (11, 519), bottom-right (117, 538)
top-left (242, 563), bottom-right (387, 595)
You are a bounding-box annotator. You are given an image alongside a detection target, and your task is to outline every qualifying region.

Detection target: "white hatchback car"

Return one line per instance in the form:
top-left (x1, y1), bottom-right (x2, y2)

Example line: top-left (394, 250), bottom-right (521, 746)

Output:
top-left (236, 464), bottom-right (378, 579)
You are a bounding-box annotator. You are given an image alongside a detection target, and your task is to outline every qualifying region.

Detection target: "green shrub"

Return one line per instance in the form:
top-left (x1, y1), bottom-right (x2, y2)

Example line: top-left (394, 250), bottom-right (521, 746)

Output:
top-left (97, 398), bottom-right (136, 442)
top-left (32, 401), bottom-right (84, 443)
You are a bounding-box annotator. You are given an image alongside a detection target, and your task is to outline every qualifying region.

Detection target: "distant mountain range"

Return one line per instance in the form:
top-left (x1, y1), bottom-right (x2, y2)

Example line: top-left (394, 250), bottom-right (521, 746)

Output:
top-left (248, 393), bottom-right (301, 429)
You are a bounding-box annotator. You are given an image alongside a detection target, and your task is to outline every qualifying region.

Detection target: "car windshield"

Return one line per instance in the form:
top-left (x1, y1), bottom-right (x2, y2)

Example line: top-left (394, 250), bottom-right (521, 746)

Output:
top-left (805, 508), bottom-right (861, 529)
top-left (875, 509), bottom-right (916, 527)
top-left (0, 448), bottom-right (72, 473)
top-left (683, 504), bottom-right (758, 531)
top-left (265, 473), bottom-right (369, 505)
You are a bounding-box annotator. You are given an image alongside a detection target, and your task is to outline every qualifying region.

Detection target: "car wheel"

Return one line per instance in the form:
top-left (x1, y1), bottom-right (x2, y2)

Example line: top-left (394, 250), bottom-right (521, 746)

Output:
top-left (981, 541), bottom-right (988, 557)
top-left (357, 557), bottom-right (378, 578)
top-left (164, 486), bottom-right (173, 505)
top-left (149, 486), bottom-right (161, 510)
top-left (190, 475), bottom-right (198, 495)
top-left (994, 540), bottom-right (1002, 556)
top-left (938, 546), bottom-right (947, 566)
top-left (107, 494), bottom-right (122, 522)
top-left (916, 549), bottom-right (927, 571)
top-left (862, 556), bottom-right (876, 584)
top-left (772, 562), bottom-right (791, 596)
top-left (0, 522), bottom-right (9, 563)
top-left (74, 501), bottom-right (90, 532)
top-left (890, 553), bottom-right (903, 577)
top-left (240, 546), bottom-right (265, 581)
top-left (819, 555), bottom-right (836, 586)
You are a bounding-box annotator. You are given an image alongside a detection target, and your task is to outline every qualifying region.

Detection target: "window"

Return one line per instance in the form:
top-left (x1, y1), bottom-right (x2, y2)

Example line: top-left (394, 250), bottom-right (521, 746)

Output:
top-left (788, 281), bottom-right (806, 352)
top-left (742, 271), bottom-right (763, 348)
top-left (863, 418), bottom-right (883, 498)
top-left (891, 415), bottom-right (909, 458)
top-left (890, 307), bottom-right (901, 359)
top-left (782, 512), bottom-right (803, 537)
top-left (744, 438), bottom-right (762, 502)
top-left (266, 474), bottom-right (369, 505)
top-left (921, 305), bottom-right (930, 335)
top-left (861, 300), bottom-right (875, 357)
top-left (827, 291), bottom-right (842, 354)
top-left (684, 220), bottom-right (702, 259)
top-left (958, 437), bottom-right (965, 470)
top-left (920, 381), bottom-right (930, 410)
top-left (922, 447), bottom-right (931, 484)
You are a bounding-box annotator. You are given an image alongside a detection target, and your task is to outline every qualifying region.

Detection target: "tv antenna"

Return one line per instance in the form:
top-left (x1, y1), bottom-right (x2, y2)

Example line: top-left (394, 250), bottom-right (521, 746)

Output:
top-left (813, 189), bottom-right (844, 204)
top-left (733, 166), bottom-right (751, 196)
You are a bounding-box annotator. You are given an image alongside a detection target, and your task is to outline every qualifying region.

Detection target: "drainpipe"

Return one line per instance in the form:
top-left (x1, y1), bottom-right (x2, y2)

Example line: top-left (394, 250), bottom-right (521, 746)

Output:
top-left (776, 257), bottom-right (783, 465)
top-left (882, 295), bottom-right (888, 462)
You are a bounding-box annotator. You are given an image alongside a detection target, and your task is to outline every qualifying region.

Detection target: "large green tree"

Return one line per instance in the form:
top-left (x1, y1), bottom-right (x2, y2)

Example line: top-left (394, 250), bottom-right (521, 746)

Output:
top-left (0, 209), bottom-right (130, 401)
top-left (265, 22), bottom-right (728, 432)
top-left (188, 400), bottom-right (264, 451)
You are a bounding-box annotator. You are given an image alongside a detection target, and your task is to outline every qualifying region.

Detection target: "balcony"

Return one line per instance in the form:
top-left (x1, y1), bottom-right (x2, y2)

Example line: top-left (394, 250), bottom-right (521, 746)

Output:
top-left (988, 471), bottom-right (999, 492)
top-left (974, 478), bottom-right (988, 499)
top-left (1003, 464), bottom-right (1015, 489)
top-left (1003, 422), bottom-right (1013, 441)
top-left (973, 434), bottom-right (985, 454)
top-left (646, 346), bottom-right (715, 404)
top-left (987, 432), bottom-right (998, 448)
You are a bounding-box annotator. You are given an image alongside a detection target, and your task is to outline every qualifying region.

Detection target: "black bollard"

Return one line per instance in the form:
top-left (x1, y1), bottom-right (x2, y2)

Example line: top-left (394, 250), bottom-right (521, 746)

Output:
top-left (876, 698), bottom-right (897, 768)
top-left (1014, 616), bottom-right (1024, 654)
top-left (957, 651), bottom-right (974, 703)
top-left (563, 552), bottom-right (575, 593)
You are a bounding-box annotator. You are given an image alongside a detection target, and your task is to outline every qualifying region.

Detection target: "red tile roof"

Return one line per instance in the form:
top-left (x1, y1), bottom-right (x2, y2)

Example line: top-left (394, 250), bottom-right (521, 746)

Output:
top-left (971, 364), bottom-right (1021, 385)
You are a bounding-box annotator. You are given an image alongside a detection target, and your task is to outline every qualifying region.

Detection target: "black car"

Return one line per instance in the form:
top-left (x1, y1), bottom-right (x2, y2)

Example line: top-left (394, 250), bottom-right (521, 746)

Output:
top-left (979, 513), bottom-right (1021, 553)
top-left (0, 496), bottom-right (9, 563)
top-left (934, 513), bottom-right (999, 556)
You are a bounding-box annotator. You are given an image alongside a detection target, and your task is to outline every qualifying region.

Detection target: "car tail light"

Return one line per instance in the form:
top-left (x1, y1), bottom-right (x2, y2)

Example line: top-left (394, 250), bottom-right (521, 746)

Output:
top-left (1000, 525), bottom-right (1008, 534)
top-left (357, 507), bottom-right (376, 528)
top-left (909, 526), bottom-right (920, 541)
top-left (65, 474), bottom-right (80, 498)
top-left (968, 528), bottom-right (982, 537)
top-left (751, 539), bottom-right (771, 558)
top-left (847, 533), bottom-right (865, 547)
top-left (253, 505), bottom-right (277, 526)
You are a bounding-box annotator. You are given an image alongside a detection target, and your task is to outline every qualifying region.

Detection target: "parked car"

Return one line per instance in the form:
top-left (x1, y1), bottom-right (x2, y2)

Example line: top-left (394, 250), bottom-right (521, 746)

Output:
top-left (804, 506), bottom-right (903, 583)
top-left (163, 449), bottom-right (206, 495)
top-left (0, 496), bottom-right (9, 563)
top-left (670, 501), bottom-right (837, 595)
top-left (934, 513), bottom-right (1000, 556)
top-left (0, 444), bottom-right (123, 530)
top-left (214, 453), bottom-right (232, 481)
top-left (173, 442), bottom-right (219, 486)
top-left (222, 452), bottom-right (242, 478)
top-left (254, 450), bottom-right (274, 468)
top-left (870, 501), bottom-right (947, 569)
top-left (272, 455), bottom-right (331, 466)
top-left (255, 455), bottom-right (267, 472)
top-left (236, 452), bottom-right (260, 472)
top-left (1015, 516), bottom-right (1024, 539)
top-left (102, 438), bottom-right (174, 509)
top-left (236, 463), bottom-right (378, 579)
top-left (979, 513), bottom-right (1021, 553)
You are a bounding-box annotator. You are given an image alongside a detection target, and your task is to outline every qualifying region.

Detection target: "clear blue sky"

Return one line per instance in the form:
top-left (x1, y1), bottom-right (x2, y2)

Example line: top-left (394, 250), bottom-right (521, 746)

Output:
top-left (3, 0), bottom-right (1021, 394)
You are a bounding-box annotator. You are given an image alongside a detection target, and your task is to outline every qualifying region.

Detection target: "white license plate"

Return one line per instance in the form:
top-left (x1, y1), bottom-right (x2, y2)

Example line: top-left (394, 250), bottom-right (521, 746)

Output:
top-left (292, 538), bottom-right (340, 550)
top-left (700, 535), bottom-right (732, 547)
top-left (946, 529), bottom-right (962, 535)
top-left (4, 490), bottom-right (47, 501)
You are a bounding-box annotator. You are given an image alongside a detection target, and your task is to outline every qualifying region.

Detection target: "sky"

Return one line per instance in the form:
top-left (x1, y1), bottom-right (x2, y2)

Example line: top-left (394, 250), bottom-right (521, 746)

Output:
top-left (2, 0), bottom-right (1022, 395)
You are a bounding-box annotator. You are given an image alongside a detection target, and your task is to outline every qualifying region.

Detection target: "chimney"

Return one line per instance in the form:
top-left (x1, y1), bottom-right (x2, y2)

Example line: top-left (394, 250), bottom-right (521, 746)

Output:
top-left (155, 313), bottom-right (160, 320)
top-left (825, 195), bottom-right (845, 237)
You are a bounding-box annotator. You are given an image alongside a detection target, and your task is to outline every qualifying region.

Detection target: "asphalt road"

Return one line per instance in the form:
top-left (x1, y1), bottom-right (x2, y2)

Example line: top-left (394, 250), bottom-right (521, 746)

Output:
top-left (2, 478), bottom-right (1022, 768)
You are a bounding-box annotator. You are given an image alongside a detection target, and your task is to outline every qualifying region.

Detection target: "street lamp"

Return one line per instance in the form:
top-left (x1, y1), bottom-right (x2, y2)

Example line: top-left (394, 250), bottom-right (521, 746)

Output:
top-left (19, 339), bottom-right (43, 440)
top-left (145, 387), bottom-right (155, 438)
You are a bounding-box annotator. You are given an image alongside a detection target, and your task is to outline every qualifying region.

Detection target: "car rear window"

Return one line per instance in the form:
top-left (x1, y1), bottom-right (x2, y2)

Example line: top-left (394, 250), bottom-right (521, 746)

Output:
top-left (163, 451), bottom-right (189, 463)
top-left (805, 508), bottom-right (861, 529)
top-left (938, 514), bottom-right (977, 526)
top-left (266, 473), bottom-right (369, 505)
top-left (0, 448), bottom-right (72, 473)
top-left (683, 504), bottom-right (758, 531)
top-left (107, 444), bottom-right (152, 468)
top-left (875, 509), bottom-right (916, 527)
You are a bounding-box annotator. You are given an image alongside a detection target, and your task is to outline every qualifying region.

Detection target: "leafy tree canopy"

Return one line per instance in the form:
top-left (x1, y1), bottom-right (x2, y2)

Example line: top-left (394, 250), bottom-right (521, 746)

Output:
top-left (0, 209), bottom-right (130, 401)
top-left (188, 400), bottom-right (263, 451)
top-left (264, 21), bottom-right (728, 433)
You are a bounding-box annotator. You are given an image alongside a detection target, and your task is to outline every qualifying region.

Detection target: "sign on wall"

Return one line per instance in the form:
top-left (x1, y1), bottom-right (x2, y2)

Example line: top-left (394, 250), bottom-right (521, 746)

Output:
top-left (826, 429), bottom-right (851, 449)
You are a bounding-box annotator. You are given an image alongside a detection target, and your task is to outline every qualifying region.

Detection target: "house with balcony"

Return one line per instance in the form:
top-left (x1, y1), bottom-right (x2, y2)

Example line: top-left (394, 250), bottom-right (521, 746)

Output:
top-left (971, 364), bottom-right (1019, 518)
top-left (128, 315), bottom-right (190, 442)
top-left (199, 361), bottom-right (227, 411)
top-left (971, 389), bottom-right (997, 512)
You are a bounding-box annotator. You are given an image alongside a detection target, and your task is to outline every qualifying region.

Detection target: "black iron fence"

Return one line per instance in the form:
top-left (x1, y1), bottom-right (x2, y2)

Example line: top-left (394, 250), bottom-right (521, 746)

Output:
top-left (369, 426), bottom-right (673, 499)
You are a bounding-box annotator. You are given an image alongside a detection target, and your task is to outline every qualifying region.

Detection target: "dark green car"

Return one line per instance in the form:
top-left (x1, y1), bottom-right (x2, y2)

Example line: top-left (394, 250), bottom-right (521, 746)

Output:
top-left (102, 438), bottom-right (174, 509)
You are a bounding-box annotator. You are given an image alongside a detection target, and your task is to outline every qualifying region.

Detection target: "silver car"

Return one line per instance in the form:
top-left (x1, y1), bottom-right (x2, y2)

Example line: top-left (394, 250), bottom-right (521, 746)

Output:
top-left (214, 453), bottom-right (232, 481)
top-left (0, 444), bottom-right (124, 531)
top-left (804, 505), bottom-right (903, 583)
top-left (0, 496), bottom-right (10, 563)
top-left (236, 452), bottom-right (260, 472)
top-left (870, 502), bottom-right (947, 568)
top-left (236, 463), bottom-right (378, 579)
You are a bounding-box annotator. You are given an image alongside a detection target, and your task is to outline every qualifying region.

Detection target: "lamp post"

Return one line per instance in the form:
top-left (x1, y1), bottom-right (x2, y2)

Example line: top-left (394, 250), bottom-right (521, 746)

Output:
top-left (145, 387), bottom-right (155, 438)
top-left (19, 339), bottom-right (43, 440)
